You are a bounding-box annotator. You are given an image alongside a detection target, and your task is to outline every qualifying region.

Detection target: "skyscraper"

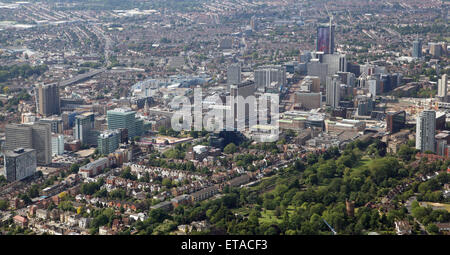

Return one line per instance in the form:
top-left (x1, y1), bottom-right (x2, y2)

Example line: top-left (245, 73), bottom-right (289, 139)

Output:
top-left (51, 134), bottom-right (64, 156)
top-left (316, 22), bottom-right (335, 54)
top-left (250, 16), bottom-right (257, 31)
top-left (229, 81), bottom-right (257, 130)
top-left (307, 60), bottom-right (328, 86)
top-left (36, 83), bottom-right (60, 117)
top-left (73, 112), bottom-right (97, 146)
top-left (227, 63), bottom-right (241, 85)
top-left (5, 123), bottom-right (52, 165)
top-left (2, 148), bottom-right (37, 182)
top-left (97, 130), bottom-right (121, 155)
top-left (322, 54), bottom-right (347, 75)
top-left (412, 39), bottom-right (422, 58)
top-left (107, 108), bottom-right (142, 139)
top-left (254, 65), bottom-right (286, 92)
top-left (438, 74), bottom-right (448, 99)
top-left (386, 111), bottom-right (406, 133)
top-left (326, 75), bottom-right (341, 109)
top-left (39, 116), bottom-right (64, 134)
top-left (416, 110), bottom-right (436, 153)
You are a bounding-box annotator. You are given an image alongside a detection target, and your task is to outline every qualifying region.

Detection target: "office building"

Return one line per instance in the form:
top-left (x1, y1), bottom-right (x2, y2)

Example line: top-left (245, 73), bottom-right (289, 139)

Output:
top-left (39, 117), bottom-right (64, 134)
top-left (254, 65), bottom-right (286, 92)
top-left (429, 43), bottom-right (443, 58)
top-left (229, 81), bottom-right (257, 130)
top-left (35, 83), bottom-right (60, 117)
top-left (326, 75), bottom-right (341, 109)
top-left (307, 60), bottom-right (328, 85)
top-left (386, 111), bottom-right (406, 133)
top-left (416, 110), bottom-right (436, 153)
top-left (250, 16), bottom-right (257, 31)
top-left (336, 72), bottom-right (356, 87)
top-left (2, 148), bottom-right (36, 182)
top-left (107, 108), bottom-right (142, 139)
top-left (438, 74), bottom-right (448, 99)
top-left (322, 53), bottom-right (347, 75)
top-left (5, 123), bottom-right (52, 165)
top-left (299, 76), bottom-right (321, 93)
top-left (368, 79), bottom-right (378, 98)
top-left (356, 96), bottom-right (374, 116)
top-left (412, 39), bottom-right (422, 58)
top-left (294, 92), bottom-right (322, 110)
top-left (51, 134), bottom-right (64, 156)
top-left (74, 112), bottom-right (98, 146)
top-left (316, 23), bottom-right (335, 54)
top-left (227, 63), bottom-right (241, 85)
top-left (97, 130), bottom-right (121, 155)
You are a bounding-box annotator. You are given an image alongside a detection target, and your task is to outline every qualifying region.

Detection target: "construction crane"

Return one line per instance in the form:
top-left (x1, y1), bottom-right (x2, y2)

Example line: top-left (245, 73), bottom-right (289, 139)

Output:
top-left (323, 219), bottom-right (337, 235)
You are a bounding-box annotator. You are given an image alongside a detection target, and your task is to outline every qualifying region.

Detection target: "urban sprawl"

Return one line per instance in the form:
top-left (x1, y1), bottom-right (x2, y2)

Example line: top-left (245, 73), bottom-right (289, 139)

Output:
top-left (0, 0), bottom-right (449, 236)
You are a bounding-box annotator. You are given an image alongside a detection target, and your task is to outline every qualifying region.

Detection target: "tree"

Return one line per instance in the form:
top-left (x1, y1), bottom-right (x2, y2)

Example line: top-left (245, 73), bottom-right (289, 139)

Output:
top-left (70, 163), bottom-right (80, 174)
top-left (27, 184), bottom-right (40, 198)
top-left (224, 143), bottom-right (237, 154)
top-left (162, 178), bottom-right (172, 189)
top-left (426, 223), bottom-right (439, 234)
top-left (0, 200), bottom-right (8, 210)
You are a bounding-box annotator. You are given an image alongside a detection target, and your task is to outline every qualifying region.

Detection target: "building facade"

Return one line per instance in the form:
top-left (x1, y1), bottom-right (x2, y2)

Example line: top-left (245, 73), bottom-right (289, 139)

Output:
top-left (36, 83), bottom-right (60, 117)
top-left (3, 148), bottom-right (37, 182)
top-left (326, 75), bottom-right (341, 109)
top-left (5, 123), bottom-right (52, 165)
top-left (416, 110), bottom-right (436, 153)
top-left (97, 130), bottom-right (121, 155)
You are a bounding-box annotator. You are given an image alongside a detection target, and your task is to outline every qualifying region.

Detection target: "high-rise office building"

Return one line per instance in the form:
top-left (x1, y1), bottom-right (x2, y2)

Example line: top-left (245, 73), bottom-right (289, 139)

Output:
top-left (416, 110), bottom-right (436, 153)
top-left (429, 43), bottom-right (443, 58)
top-left (307, 60), bottom-right (328, 86)
top-left (39, 116), bottom-right (64, 134)
top-left (326, 75), bottom-right (341, 109)
top-left (316, 23), bottom-right (335, 54)
top-left (336, 72), bottom-right (356, 87)
top-left (2, 148), bottom-right (37, 182)
top-left (322, 54), bottom-right (347, 75)
top-left (36, 83), bottom-right (60, 117)
top-left (299, 76), bottom-right (321, 93)
top-left (227, 63), bottom-right (241, 85)
top-left (250, 16), bottom-right (257, 31)
top-left (5, 123), bottom-right (52, 165)
top-left (386, 111), bottom-right (406, 133)
top-left (51, 134), bottom-right (64, 156)
top-left (254, 65), bottom-right (286, 92)
top-left (73, 112), bottom-right (98, 146)
top-left (107, 108), bottom-right (142, 139)
top-left (368, 79), bottom-right (378, 98)
top-left (412, 39), bottom-right (422, 58)
top-left (438, 74), bottom-right (448, 99)
top-left (229, 81), bottom-right (257, 130)
top-left (97, 130), bottom-right (121, 155)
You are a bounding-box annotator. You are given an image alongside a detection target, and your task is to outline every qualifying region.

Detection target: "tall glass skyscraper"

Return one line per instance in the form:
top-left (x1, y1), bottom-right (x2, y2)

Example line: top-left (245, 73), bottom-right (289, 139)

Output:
top-left (107, 108), bottom-right (142, 139)
top-left (412, 39), bottom-right (422, 58)
top-left (416, 110), bottom-right (436, 153)
top-left (316, 24), bottom-right (335, 54)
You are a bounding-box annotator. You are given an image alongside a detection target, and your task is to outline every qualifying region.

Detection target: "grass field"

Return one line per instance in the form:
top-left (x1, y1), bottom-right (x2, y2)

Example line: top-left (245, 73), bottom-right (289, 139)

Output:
top-left (259, 209), bottom-right (283, 224)
top-left (353, 156), bottom-right (373, 173)
top-left (421, 202), bottom-right (450, 212)
top-left (259, 206), bottom-right (299, 225)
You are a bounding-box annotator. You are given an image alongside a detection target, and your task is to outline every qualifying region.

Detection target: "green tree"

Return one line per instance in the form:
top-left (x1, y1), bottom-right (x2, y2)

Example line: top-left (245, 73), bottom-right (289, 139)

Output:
top-left (224, 143), bottom-right (237, 154)
top-left (0, 200), bottom-right (8, 210)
